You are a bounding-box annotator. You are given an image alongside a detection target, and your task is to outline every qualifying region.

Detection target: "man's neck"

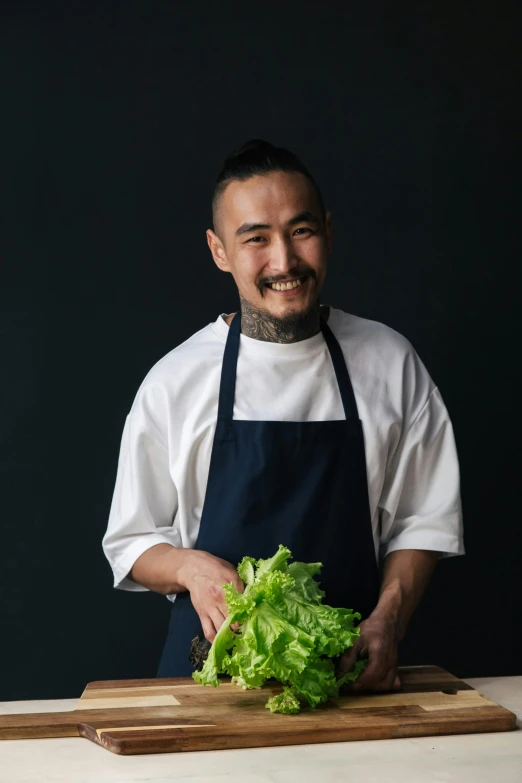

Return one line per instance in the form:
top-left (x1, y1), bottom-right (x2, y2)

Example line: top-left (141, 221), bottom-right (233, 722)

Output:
top-left (223, 297), bottom-right (329, 344)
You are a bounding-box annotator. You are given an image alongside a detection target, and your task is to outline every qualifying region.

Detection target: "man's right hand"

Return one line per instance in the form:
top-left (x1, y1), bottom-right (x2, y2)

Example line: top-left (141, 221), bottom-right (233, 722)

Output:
top-left (130, 544), bottom-right (244, 642)
top-left (178, 550), bottom-right (244, 642)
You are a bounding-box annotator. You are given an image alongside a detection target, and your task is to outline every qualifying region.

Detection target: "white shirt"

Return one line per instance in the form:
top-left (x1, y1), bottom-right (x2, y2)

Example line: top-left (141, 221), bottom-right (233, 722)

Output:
top-left (103, 308), bottom-right (464, 601)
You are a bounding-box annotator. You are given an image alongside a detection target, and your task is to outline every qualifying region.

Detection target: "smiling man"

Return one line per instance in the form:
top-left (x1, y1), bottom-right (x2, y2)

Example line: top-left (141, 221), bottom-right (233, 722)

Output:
top-left (103, 139), bottom-right (464, 691)
top-left (210, 167), bottom-right (330, 344)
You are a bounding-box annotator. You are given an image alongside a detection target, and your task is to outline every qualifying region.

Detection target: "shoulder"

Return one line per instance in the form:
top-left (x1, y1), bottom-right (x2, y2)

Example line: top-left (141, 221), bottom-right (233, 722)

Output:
top-left (151, 319), bottom-right (225, 375)
top-left (127, 317), bottom-right (227, 430)
top-left (328, 308), bottom-right (437, 427)
top-left (328, 308), bottom-right (414, 357)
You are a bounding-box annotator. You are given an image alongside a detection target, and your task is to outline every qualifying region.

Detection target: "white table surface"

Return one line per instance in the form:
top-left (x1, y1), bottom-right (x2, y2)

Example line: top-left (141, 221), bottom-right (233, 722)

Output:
top-left (0, 676), bottom-right (520, 783)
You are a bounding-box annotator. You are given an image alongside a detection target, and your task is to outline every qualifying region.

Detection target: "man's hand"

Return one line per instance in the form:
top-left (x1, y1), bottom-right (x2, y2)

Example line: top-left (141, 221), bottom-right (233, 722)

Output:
top-left (178, 550), bottom-right (244, 642)
top-left (338, 611), bottom-right (401, 692)
top-left (130, 544), bottom-right (244, 643)
top-left (338, 550), bottom-right (440, 692)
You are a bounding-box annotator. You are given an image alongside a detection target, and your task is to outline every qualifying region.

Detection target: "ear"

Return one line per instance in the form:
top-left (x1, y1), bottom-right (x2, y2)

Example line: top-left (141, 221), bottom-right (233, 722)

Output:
top-left (206, 229), bottom-right (231, 273)
top-left (325, 211), bottom-right (333, 254)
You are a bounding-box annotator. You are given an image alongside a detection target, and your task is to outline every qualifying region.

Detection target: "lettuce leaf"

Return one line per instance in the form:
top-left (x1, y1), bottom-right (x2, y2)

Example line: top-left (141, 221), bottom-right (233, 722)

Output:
top-left (266, 686), bottom-right (301, 714)
top-left (192, 545), bottom-right (366, 713)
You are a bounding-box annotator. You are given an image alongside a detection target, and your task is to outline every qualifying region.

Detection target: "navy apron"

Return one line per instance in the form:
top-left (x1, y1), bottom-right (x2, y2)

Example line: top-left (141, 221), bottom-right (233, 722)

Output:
top-left (157, 311), bottom-right (380, 677)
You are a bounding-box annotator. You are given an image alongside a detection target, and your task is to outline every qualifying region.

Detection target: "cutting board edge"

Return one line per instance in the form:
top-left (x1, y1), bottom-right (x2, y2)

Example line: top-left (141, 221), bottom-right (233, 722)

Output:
top-left (79, 709), bottom-right (519, 756)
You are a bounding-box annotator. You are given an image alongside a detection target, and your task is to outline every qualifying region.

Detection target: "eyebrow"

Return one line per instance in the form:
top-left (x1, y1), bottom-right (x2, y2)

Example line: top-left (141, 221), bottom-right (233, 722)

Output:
top-left (235, 210), bottom-right (322, 238)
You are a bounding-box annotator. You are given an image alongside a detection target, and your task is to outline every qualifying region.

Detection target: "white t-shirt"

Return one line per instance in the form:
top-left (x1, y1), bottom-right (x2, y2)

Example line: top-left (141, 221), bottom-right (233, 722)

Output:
top-left (103, 308), bottom-right (464, 601)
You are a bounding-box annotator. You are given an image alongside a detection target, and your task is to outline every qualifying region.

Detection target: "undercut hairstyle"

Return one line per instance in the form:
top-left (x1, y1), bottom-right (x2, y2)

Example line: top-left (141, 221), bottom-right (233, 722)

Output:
top-left (212, 139), bottom-right (326, 237)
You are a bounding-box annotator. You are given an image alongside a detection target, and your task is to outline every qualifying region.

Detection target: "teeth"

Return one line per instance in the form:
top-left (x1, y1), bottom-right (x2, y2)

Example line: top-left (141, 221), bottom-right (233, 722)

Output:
top-left (270, 279), bottom-right (302, 291)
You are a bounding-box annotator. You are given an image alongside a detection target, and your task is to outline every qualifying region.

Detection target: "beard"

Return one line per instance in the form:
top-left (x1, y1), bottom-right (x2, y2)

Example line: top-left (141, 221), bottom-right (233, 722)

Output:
top-left (239, 288), bottom-right (322, 344)
top-left (263, 301), bottom-right (320, 332)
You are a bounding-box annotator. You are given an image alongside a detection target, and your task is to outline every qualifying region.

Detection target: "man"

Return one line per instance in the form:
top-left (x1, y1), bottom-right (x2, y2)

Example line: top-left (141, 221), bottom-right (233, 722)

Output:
top-left (103, 139), bottom-right (464, 692)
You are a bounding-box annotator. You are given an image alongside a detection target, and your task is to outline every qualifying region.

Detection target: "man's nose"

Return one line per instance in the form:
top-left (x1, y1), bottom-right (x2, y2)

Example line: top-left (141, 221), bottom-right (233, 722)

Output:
top-left (268, 237), bottom-right (297, 275)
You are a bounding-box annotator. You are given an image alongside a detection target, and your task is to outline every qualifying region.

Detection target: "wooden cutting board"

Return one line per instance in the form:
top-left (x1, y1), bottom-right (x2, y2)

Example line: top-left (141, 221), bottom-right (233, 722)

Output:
top-left (0, 666), bottom-right (516, 755)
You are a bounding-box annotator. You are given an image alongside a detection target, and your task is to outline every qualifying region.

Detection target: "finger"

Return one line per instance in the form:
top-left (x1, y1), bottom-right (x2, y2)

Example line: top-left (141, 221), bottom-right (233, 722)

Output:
top-left (339, 652), bottom-right (356, 676)
top-left (361, 637), bottom-right (395, 683)
top-left (375, 667), bottom-right (399, 693)
top-left (210, 609), bottom-right (227, 636)
top-left (219, 596), bottom-right (232, 621)
top-left (351, 655), bottom-right (391, 691)
top-left (200, 614), bottom-right (216, 643)
top-left (337, 642), bottom-right (362, 677)
top-left (358, 665), bottom-right (400, 694)
top-left (354, 659), bottom-right (386, 689)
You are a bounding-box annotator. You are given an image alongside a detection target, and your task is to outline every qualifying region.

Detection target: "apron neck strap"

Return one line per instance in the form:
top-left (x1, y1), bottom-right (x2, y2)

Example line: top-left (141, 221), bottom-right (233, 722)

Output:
top-left (217, 312), bottom-right (241, 425)
top-left (218, 312), bottom-right (359, 423)
top-left (319, 317), bottom-right (359, 420)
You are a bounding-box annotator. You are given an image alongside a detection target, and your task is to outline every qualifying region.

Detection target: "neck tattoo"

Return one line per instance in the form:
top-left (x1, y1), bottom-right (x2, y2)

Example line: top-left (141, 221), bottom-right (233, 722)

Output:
top-left (239, 296), bottom-right (327, 344)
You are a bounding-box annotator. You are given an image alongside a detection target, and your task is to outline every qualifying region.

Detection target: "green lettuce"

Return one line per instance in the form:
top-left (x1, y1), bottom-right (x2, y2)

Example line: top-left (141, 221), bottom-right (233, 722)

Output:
top-left (192, 545), bottom-right (367, 713)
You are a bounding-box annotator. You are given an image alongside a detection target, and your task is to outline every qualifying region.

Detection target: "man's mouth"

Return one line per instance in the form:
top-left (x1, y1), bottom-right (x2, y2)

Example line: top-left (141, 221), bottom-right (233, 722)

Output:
top-left (264, 275), bottom-right (310, 292)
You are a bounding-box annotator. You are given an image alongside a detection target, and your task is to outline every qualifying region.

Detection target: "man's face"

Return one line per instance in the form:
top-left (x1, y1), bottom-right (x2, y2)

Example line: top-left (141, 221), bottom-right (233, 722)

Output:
top-left (207, 171), bottom-right (332, 320)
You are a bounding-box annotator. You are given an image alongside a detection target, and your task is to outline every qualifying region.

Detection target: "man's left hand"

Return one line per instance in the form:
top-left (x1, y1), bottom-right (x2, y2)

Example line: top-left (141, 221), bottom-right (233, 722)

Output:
top-left (338, 611), bottom-right (401, 692)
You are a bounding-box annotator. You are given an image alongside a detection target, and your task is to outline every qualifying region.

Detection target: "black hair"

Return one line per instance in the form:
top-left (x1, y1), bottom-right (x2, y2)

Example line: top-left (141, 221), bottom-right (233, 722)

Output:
top-left (212, 139), bottom-right (326, 233)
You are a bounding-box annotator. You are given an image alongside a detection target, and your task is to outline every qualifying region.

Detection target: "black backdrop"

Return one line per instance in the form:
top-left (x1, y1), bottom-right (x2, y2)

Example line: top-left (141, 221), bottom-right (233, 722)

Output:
top-left (1, 2), bottom-right (520, 700)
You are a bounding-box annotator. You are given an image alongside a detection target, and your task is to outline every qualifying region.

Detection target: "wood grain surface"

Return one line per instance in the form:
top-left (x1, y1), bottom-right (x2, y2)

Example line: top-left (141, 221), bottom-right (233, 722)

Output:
top-left (0, 666), bottom-right (516, 754)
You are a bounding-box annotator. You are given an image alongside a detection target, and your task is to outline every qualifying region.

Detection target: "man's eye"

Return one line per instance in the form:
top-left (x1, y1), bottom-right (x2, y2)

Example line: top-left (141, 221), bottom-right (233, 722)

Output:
top-left (247, 236), bottom-right (265, 243)
top-left (294, 227), bottom-right (313, 235)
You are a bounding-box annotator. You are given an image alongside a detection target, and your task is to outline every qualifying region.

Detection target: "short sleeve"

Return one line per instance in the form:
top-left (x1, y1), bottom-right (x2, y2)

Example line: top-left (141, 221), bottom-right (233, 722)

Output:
top-left (102, 387), bottom-right (180, 592)
top-left (378, 387), bottom-right (465, 560)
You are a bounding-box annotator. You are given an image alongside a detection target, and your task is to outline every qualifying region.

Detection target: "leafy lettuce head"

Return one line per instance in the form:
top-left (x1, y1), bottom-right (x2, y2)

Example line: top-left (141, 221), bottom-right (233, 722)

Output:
top-left (192, 545), bottom-right (366, 713)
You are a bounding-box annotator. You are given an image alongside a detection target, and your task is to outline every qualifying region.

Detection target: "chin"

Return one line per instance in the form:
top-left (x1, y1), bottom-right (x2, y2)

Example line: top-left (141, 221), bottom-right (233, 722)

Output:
top-left (266, 299), bottom-right (319, 326)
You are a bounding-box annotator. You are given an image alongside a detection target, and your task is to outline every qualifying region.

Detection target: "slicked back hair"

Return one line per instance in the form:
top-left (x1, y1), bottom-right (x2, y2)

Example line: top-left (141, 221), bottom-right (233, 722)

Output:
top-left (212, 139), bottom-right (326, 237)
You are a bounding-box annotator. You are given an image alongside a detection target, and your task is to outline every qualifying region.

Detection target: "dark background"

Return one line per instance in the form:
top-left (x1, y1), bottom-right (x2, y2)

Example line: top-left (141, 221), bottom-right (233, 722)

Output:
top-left (1, 2), bottom-right (520, 700)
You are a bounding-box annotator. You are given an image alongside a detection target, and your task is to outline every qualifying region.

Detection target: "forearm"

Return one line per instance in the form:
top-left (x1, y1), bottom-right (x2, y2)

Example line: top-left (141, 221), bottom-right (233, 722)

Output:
top-left (129, 543), bottom-right (194, 595)
top-left (372, 549), bottom-right (439, 641)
